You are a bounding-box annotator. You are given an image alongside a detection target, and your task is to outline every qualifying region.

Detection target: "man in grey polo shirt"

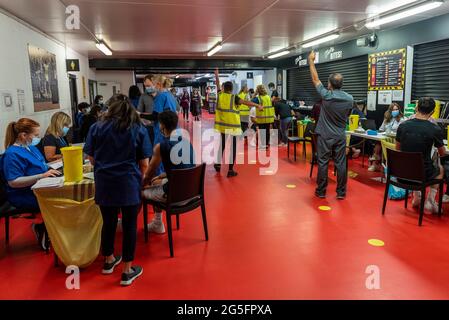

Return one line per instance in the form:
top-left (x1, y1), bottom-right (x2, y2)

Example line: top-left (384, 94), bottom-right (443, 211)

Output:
top-left (308, 51), bottom-right (353, 200)
top-left (138, 74), bottom-right (156, 144)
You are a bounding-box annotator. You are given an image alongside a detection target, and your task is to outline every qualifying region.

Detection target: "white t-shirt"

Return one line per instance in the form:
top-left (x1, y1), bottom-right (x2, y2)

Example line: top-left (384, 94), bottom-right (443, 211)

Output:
top-left (249, 107), bottom-right (257, 128)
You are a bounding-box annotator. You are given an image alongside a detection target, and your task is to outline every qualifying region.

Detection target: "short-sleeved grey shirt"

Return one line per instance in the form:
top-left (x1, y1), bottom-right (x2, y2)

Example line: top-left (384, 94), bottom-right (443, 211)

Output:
top-left (314, 83), bottom-right (353, 139)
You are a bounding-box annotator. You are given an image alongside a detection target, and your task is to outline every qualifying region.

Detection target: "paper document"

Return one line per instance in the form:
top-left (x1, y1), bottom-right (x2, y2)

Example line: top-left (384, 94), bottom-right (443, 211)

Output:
top-left (31, 177), bottom-right (64, 190)
top-left (48, 160), bottom-right (63, 170)
top-left (83, 172), bottom-right (95, 180)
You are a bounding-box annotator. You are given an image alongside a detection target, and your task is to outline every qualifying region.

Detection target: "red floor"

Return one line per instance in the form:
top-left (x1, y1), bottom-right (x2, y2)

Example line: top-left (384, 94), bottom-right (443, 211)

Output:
top-left (2, 112), bottom-right (449, 300)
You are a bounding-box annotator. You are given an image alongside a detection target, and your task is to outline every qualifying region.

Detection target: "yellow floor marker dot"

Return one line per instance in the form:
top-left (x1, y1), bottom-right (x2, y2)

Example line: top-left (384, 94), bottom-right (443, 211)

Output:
top-left (368, 239), bottom-right (385, 247)
top-left (318, 206), bottom-right (332, 211)
top-left (286, 184), bottom-right (297, 189)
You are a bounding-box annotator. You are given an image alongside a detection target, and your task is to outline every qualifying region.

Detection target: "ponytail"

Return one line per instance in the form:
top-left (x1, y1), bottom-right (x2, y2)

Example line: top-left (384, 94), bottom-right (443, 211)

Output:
top-left (4, 122), bottom-right (18, 149)
top-left (4, 118), bottom-right (40, 149)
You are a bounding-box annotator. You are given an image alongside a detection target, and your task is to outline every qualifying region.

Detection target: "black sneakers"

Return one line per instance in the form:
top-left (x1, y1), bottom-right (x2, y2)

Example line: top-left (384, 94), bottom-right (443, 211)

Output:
top-left (102, 255), bottom-right (122, 274)
top-left (31, 223), bottom-right (49, 251)
top-left (315, 191), bottom-right (326, 199)
top-left (337, 194), bottom-right (346, 200)
top-left (213, 164), bottom-right (221, 172)
top-left (120, 266), bottom-right (143, 286)
top-left (227, 170), bottom-right (238, 178)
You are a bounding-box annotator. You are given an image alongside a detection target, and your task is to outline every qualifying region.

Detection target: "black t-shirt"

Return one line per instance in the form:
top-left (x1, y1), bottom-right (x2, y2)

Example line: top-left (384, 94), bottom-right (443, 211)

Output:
top-left (396, 119), bottom-right (444, 177)
top-left (274, 101), bottom-right (292, 119)
top-left (38, 134), bottom-right (68, 160)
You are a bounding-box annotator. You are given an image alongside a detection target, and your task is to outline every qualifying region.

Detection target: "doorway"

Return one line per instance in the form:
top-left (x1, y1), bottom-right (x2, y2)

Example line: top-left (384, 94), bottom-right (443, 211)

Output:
top-left (68, 74), bottom-right (78, 123)
top-left (88, 80), bottom-right (98, 105)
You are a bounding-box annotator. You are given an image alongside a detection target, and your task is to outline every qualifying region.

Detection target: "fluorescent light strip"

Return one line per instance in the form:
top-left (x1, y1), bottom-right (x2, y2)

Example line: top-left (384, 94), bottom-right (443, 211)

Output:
top-left (267, 50), bottom-right (290, 59)
top-left (96, 41), bottom-right (112, 56)
top-left (366, 1), bottom-right (443, 28)
top-left (368, 0), bottom-right (420, 16)
top-left (302, 34), bottom-right (340, 48)
top-left (207, 43), bottom-right (223, 57)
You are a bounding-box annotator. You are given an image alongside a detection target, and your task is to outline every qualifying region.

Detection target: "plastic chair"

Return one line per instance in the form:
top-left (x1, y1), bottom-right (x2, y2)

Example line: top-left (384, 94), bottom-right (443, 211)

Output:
top-left (142, 164), bottom-right (208, 257)
top-left (382, 149), bottom-right (444, 226)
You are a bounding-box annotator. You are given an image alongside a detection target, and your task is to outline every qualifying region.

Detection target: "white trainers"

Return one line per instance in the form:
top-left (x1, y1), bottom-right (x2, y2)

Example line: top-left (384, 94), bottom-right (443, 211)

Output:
top-left (443, 194), bottom-right (449, 203)
top-left (369, 155), bottom-right (381, 161)
top-left (424, 201), bottom-right (439, 215)
top-left (368, 164), bottom-right (380, 172)
top-left (412, 194), bottom-right (422, 208)
top-left (147, 220), bottom-right (166, 234)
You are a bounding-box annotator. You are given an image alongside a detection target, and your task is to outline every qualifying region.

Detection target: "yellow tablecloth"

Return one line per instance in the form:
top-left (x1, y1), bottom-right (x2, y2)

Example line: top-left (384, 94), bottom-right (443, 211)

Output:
top-left (33, 180), bottom-right (102, 268)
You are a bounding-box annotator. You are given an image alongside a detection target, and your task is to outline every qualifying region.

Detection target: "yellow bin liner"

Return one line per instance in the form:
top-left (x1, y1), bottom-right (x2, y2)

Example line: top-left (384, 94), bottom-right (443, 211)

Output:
top-left (61, 146), bottom-right (83, 182)
top-left (349, 114), bottom-right (359, 131)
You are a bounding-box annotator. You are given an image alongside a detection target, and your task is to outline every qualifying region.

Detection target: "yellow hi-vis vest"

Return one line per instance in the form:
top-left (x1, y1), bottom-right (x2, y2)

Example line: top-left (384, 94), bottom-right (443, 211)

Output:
top-left (214, 92), bottom-right (242, 135)
top-left (256, 95), bottom-right (275, 124)
top-left (238, 92), bottom-right (250, 117)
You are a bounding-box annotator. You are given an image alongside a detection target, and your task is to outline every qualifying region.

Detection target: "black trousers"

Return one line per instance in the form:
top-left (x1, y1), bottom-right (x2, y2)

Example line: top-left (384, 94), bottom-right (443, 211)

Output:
top-left (241, 121), bottom-right (249, 134)
top-left (258, 123), bottom-right (271, 147)
top-left (217, 133), bottom-right (237, 171)
top-left (182, 107), bottom-right (189, 120)
top-left (316, 135), bottom-right (347, 196)
top-left (100, 204), bottom-right (140, 263)
top-left (145, 125), bottom-right (155, 146)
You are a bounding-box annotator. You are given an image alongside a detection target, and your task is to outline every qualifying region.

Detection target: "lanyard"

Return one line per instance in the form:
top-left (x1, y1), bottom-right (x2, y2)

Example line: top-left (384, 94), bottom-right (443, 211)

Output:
top-left (59, 137), bottom-right (67, 147)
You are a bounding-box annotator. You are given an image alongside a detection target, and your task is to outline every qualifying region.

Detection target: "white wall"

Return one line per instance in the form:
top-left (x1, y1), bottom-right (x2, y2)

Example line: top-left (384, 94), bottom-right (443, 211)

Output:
top-left (0, 11), bottom-right (92, 152)
top-left (94, 70), bottom-right (135, 99)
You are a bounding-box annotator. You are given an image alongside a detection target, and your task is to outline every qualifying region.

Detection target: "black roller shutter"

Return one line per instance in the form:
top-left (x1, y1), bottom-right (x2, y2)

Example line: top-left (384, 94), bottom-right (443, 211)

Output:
top-left (287, 55), bottom-right (368, 105)
top-left (412, 38), bottom-right (449, 102)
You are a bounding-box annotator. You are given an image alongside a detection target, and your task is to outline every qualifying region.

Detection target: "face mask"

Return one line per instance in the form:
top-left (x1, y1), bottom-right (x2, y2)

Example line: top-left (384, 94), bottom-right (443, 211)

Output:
top-left (392, 110), bottom-right (400, 118)
top-left (146, 86), bottom-right (156, 95)
top-left (86, 107), bottom-right (91, 113)
top-left (27, 137), bottom-right (41, 147)
top-left (99, 99), bottom-right (104, 104)
top-left (62, 126), bottom-right (70, 136)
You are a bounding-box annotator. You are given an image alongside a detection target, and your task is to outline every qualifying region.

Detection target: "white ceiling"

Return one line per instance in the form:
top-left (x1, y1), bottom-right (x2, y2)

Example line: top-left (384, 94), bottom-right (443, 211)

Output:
top-left (0, 0), bottom-right (448, 59)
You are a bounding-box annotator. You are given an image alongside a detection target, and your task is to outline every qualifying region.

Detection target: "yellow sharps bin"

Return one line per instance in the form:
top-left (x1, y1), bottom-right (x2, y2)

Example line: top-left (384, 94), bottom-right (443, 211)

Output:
top-left (61, 146), bottom-right (84, 182)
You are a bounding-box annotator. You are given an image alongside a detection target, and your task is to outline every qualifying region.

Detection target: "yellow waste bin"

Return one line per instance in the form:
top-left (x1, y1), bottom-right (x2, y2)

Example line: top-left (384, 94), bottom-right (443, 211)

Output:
top-left (349, 114), bottom-right (359, 131)
top-left (61, 146), bottom-right (84, 182)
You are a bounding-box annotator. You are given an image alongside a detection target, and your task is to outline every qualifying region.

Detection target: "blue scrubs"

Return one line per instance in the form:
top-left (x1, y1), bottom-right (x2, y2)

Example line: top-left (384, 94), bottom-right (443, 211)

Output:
top-left (1, 145), bottom-right (48, 209)
top-left (84, 121), bottom-right (152, 207)
top-left (153, 90), bottom-right (178, 175)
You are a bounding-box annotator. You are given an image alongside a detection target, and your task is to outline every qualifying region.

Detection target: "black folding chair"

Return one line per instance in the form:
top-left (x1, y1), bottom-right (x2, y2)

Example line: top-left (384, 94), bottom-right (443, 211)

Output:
top-left (0, 154), bottom-right (45, 247)
top-left (142, 164), bottom-right (208, 257)
top-left (382, 149), bottom-right (444, 226)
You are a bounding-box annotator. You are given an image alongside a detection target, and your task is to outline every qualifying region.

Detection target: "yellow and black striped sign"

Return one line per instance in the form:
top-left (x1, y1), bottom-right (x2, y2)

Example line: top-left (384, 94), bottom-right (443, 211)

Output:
top-left (368, 48), bottom-right (406, 91)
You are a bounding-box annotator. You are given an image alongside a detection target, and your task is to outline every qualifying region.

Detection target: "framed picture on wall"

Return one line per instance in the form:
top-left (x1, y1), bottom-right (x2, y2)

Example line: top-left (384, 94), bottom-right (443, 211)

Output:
top-left (28, 44), bottom-right (60, 112)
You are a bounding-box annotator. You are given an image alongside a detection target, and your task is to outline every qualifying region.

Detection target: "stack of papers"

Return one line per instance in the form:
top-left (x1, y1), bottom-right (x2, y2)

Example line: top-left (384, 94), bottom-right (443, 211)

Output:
top-left (31, 177), bottom-right (65, 190)
top-left (48, 160), bottom-right (63, 170)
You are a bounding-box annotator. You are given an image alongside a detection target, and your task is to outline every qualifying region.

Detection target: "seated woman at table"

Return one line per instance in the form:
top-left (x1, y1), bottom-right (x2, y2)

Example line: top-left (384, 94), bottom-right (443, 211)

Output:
top-left (38, 111), bottom-right (72, 162)
top-left (368, 103), bottom-right (405, 172)
top-left (1, 118), bottom-right (61, 250)
top-left (84, 95), bottom-right (151, 286)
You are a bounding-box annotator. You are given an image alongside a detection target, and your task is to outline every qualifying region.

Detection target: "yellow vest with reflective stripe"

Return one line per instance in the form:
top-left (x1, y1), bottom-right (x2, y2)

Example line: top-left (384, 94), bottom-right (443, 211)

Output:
top-left (256, 95), bottom-right (275, 124)
top-left (238, 92), bottom-right (250, 117)
top-left (214, 92), bottom-right (242, 135)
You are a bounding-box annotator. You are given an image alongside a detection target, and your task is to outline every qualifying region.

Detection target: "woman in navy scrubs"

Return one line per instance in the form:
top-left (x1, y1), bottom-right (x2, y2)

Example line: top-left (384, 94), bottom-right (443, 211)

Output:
top-left (1, 118), bottom-right (61, 250)
top-left (84, 95), bottom-right (151, 286)
top-left (38, 111), bottom-right (72, 162)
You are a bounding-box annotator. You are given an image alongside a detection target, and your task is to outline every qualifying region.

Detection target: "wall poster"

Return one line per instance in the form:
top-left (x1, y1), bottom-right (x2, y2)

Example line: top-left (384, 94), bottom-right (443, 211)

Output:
top-left (28, 44), bottom-right (60, 112)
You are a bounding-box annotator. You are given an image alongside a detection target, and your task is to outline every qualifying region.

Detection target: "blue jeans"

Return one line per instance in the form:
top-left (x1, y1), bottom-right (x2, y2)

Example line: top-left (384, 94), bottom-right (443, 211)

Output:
top-left (280, 117), bottom-right (292, 144)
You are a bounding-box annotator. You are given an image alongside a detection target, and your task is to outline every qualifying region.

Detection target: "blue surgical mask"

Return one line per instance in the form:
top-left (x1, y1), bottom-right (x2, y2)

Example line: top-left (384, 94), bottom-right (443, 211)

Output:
top-left (146, 86), bottom-right (156, 95)
top-left (392, 110), bottom-right (400, 118)
top-left (30, 137), bottom-right (41, 146)
top-left (62, 126), bottom-right (70, 136)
